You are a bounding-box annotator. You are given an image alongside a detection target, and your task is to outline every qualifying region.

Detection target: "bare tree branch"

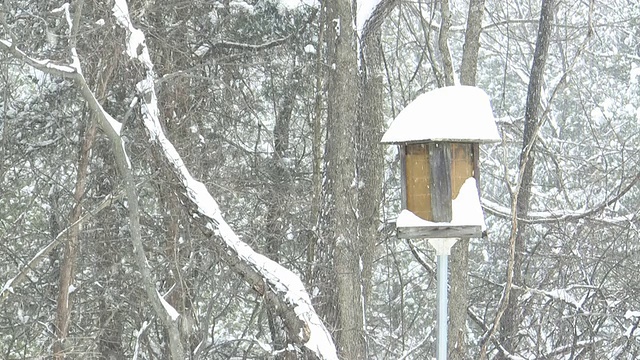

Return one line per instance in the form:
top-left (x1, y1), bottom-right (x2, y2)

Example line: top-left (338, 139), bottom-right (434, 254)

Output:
top-left (483, 172), bottom-right (640, 224)
top-left (0, 191), bottom-right (124, 301)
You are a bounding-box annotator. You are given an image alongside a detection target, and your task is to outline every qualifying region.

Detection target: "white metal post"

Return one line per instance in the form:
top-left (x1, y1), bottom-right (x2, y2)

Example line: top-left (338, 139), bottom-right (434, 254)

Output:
top-left (436, 253), bottom-right (449, 360)
top-left (428, 238), bottom-right (458, 360)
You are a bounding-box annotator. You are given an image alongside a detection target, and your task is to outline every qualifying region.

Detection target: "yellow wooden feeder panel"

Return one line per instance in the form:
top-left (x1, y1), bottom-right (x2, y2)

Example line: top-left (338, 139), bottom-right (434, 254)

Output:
top-left (403, 143), bottom-right (474, 221)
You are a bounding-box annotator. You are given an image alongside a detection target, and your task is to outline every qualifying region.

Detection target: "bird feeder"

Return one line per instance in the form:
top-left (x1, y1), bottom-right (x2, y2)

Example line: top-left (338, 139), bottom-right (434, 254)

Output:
top-left (381, 86), bottom-right (501, 239)
top-left (382, 86), bottom-right (501, 360)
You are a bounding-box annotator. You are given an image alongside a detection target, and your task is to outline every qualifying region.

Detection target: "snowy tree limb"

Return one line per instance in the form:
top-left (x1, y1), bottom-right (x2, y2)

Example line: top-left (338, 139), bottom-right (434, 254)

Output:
top-left (1, 9), bottom-right (186, 358)
top-left (1, 2), bottom-right (337, 357)
top-left (542, 338), bottom-right (605, 358)
top-left (483, 172), bottom-right (639, 224)
top-left (359, 0), bottom-right (399, 42)
top-left (111, 1), bottom-right (337, 358)
top-left (0, 40), bottom-right (78, 77)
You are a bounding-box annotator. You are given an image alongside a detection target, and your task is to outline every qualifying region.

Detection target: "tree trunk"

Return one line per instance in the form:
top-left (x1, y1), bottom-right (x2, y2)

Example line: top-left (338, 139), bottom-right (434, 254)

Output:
top-left (306, 0), bottom-right (326, 285)
top-left (438, 0), bottom-right (455, 86)
top-left (357, 27), bottom-right (384, 318)
top-left (355, 24), bottom-right (387, 360)
top-left (449, 1), bottom-right (485, 359)
top-left (94, 147), bottom-right (124, 360)
top-left (266, 73), bottom-right (296, 359)
top-left (53, 108), bottom-right (97, 360)
top-left (321, 0), bottom-right (364, 356)
top-left (53, 48), bottom-right (116, 356)
top-left (499, 0), bottom-right (556, 357)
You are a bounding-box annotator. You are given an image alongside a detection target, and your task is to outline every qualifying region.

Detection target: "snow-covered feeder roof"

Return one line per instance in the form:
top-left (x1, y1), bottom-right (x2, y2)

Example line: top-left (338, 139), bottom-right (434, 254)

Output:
top-left (381, 86), bottom-right (501, 144)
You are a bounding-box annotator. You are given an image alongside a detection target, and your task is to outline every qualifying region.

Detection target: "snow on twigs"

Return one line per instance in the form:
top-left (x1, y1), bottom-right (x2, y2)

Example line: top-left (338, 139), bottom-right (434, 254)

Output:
top-left (0, 39), bottom-right (77, 75)
top-left (277, 0), bottom-right (317, 10)
top-left (625, 310), bottom-right (640, 319)
top-left (132, 321), bottom-right (150, 360)
top-left (112, 0), bottom-right (153, 69)
top-left (1, 278), bottom-right (15, 295)
top-left (229, 0), bottom-right (255, 13)
top-left (304, 44), bottom-right (316, 54)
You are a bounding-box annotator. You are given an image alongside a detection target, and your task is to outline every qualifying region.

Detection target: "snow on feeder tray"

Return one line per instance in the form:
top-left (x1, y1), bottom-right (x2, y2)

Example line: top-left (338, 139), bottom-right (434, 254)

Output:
top-left (381, 85), bottom-right (501, 240)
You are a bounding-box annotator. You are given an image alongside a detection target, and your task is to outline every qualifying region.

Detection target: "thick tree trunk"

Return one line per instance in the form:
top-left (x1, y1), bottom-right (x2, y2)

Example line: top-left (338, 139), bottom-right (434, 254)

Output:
top-left (357, 28), bottom-right (384, 315)
top-left (438, 0), bottom-right (455, 86)
top-left (354, 25), bottom-right (386, 360)
top-left (449, 1), bottom-right (485, 359)
top-left (321, 0), bottom-right (364, 356)
top-left (498, 0), bottom-right (556, 357)
top-left (459, 0), bottom-right (485, 87)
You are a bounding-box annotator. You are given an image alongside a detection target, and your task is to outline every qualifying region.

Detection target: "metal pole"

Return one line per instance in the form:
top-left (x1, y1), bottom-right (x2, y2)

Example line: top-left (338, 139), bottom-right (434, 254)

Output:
top-left (436, 253), bottom-right (448, 360)
top-left (429, 238), bottom-right (456, 360)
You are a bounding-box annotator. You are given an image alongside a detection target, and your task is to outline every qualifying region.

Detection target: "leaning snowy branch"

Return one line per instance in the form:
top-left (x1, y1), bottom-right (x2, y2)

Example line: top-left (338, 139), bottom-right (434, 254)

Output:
top-left (0, 39), bottom-right (78, 77)
top-left (358, 0), bottom-right (399, 41)
top-left (111, 1), bottom-right (337, 358)
top-left (2, 6), bottom-right (185, 357)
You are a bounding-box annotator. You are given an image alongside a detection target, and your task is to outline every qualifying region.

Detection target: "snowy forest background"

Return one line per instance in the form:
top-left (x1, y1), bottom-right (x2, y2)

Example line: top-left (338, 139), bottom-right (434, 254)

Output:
top-left (0, 0), bottom-right (639, 359)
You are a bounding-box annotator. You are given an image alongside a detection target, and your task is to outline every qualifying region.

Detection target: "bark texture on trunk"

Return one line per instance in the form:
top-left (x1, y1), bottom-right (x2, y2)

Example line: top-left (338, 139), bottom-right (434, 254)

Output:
top-left (357, 28), bottom-right (384, 314)
top-left (449, 1), bottom-right (485, 359)
top-left (321, 0), bottom-right (364, 356)
top-left (480, 1), bottom-right (555, 358)
top-left (53, 118), bottom-right (96, 359)
top-left (438, 0), bottom-right (455, 86)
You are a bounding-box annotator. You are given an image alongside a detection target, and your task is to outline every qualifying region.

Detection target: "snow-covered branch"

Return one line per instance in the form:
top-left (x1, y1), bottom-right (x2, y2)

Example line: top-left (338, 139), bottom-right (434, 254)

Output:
top-left (0, 39), bottom-right (78, 77)
top-left (210, 37), bottom-right (291, 51)
top-left (541, 338), bottom-right (605, 358)
top-left (358, 0), bottom-right (398, 40)
top-left (483, 172), bottom-right (639, 224)
top-left (1, 7), bottom-right (184, 357)
top-left (111, 1), bottom-right (337, 358)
